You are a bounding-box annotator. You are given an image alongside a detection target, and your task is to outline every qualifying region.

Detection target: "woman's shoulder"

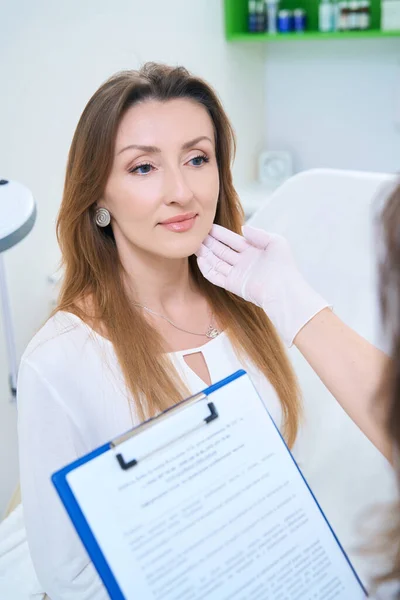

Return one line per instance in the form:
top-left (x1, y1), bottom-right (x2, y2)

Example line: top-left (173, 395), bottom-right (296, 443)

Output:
top-left (20, 311), bottom-right (105, 374)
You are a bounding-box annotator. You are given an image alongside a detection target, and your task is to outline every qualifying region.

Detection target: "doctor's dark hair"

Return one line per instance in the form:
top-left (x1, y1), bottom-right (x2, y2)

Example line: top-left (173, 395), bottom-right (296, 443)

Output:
top-left (56, 63), bottom-right (301, 446)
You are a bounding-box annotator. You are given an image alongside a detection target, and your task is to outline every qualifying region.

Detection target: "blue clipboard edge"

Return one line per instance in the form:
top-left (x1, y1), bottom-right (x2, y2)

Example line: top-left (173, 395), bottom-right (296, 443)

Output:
top-left (51, 442), bottom-right (125, 600)
top-left (287, 440), bottom-right (369, 596)
top-left (245, 375), bottom-right (368, 598)
top-left (52, 367), bottom-right (368, 599)
top-left (51, 369), bottom-right (246, 599)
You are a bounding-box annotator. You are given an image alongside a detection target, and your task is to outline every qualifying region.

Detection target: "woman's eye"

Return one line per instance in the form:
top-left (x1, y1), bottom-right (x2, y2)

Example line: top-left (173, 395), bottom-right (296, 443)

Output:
top-left (189, 155), bottom-right (209, 167)
top-left (130, 163), bottom-right (153, 175)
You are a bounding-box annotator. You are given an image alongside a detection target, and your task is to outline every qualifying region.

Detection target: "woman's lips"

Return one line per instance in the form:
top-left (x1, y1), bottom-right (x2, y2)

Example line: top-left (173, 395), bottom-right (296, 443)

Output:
top-left (160, 215), bottom-right (197, 232)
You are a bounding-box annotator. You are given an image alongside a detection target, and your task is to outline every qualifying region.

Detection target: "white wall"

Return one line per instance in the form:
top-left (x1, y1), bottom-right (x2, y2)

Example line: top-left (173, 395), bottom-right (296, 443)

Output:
top-left (0, 0), bottom-right (267, 516)
top-left (264, 38), bottom-right (400, 173)
top-left (3, 2), bottom-right (400, 522)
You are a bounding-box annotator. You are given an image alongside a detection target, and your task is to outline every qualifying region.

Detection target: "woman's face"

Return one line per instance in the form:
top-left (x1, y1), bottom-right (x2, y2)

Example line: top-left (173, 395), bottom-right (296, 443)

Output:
top-left (101, 98), bottom-right (220, 259)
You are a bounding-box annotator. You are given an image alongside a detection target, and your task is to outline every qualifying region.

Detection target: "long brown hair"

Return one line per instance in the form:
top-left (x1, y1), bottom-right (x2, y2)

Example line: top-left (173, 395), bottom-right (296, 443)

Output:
top-left (376, 181), bottom-right (400, 591)
top-left (56, 63), bottom-right (301, 446)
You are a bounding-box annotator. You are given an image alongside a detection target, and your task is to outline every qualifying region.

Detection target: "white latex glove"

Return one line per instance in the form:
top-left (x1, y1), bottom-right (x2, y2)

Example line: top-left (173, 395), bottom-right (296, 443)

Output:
top-left (196, 224), bottom-right (331, 347)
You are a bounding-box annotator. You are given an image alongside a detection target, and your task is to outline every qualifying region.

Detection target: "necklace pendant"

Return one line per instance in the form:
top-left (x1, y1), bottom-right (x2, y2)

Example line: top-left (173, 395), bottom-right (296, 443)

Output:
top-left (206, 325), bottom-right (220, 339)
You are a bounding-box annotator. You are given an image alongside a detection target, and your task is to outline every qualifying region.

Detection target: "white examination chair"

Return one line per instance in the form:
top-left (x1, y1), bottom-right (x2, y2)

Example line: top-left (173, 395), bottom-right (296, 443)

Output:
top-left (0, 169), bottom-right (397, 598)
top-left (248, 168), bottom-right (398, 589)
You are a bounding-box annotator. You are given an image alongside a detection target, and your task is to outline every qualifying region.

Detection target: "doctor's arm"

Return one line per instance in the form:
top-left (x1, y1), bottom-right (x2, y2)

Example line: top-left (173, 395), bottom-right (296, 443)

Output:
top-left (196, 224), bottom-right (392, 460)
top-left (293, 307), bottom-right (391, 459)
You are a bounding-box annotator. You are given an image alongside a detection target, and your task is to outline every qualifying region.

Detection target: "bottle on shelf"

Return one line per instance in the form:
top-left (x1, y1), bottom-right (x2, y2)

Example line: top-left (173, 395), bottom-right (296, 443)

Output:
top-left (256, 0), bottom-right (267, 31)
top-left (319, 0), bottom-right (334, 31)
top-left (278, 9), bottom-right (292, 32)
top-left (266, 0), bottom-right (280, 34)
top-left (338, 1), bottom-right (350, 30)
top-left (348, 0), bottom-right (360, 29)
top-left (293, 8), bottom-right (307, 32)
top-left (248, 0), bottom-right (258, 32)
top-left (332, 0), bottom-right (341, 30)
top-left (381, 0), bottom-right (400, 31)
top-left (359, 0), bottom-right (370, 29)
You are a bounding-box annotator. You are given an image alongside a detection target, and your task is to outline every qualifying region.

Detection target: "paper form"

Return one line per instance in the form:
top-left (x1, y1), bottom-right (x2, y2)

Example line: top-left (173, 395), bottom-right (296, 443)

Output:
top-left (66, 373), bottom-right (366, 600)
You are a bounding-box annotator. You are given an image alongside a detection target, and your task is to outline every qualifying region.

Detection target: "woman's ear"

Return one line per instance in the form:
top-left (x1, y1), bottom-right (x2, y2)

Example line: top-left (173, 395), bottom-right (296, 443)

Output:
top-left (95, 197), bottom-right (108, 210)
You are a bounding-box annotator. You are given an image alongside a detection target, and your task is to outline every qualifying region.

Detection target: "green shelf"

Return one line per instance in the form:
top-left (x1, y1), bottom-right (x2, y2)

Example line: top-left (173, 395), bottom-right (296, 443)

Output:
top-left (228, 29), bottom-right (400, 41)
top-left (225, 0), bottom-right (400, 41)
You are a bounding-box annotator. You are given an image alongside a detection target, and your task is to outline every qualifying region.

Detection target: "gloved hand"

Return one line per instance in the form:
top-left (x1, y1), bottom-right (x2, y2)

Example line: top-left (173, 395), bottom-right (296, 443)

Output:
top-left (196, 224), bottom-right (331, 347)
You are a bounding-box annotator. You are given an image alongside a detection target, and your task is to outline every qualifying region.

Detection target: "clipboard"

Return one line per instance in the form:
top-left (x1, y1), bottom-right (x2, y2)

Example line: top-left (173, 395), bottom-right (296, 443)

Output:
top-left (52, 370), bottom-right (368, 600)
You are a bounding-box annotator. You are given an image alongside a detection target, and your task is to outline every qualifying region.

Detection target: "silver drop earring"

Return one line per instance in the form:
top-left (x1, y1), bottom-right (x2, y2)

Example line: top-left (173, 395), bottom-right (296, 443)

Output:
top-left (95, 207), bottom-right (111, 227)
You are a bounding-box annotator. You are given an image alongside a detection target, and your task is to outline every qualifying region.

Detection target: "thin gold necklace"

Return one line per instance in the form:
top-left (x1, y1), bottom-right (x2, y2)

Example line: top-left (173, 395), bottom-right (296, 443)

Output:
top-left (133, 303), bottom-right (220, 339)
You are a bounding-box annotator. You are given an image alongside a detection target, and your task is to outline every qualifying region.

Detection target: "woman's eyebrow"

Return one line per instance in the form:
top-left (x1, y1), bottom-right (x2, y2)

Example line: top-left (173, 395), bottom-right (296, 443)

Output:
top-left (117, 136), bottom-right (213, 156)
top-left (117, 144), bottom-right (161, 155)
top-left (181, 136), bottom-right (213, 150)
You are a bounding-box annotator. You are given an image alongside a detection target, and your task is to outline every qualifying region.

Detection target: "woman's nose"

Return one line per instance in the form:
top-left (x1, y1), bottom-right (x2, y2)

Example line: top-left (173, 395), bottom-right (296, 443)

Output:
top-left (163, 167), bottom-right (194, 205)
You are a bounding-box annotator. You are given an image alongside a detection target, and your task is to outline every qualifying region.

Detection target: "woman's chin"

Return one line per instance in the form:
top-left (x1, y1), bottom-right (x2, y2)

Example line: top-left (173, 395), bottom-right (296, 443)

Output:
top-left (156, 235), bottom-right (205, 259)
top-left (164, 243), bottom-right (202, 259)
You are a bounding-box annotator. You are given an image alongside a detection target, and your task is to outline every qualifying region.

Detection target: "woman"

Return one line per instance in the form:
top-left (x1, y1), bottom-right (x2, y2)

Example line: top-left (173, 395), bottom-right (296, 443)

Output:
top-left (17, 62), bottom-right (386, 599)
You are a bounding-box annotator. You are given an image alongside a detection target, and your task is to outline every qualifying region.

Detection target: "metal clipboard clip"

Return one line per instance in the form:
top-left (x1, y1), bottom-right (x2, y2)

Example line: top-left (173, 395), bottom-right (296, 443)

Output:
top-left (110, 391), bottom-right (219, 471)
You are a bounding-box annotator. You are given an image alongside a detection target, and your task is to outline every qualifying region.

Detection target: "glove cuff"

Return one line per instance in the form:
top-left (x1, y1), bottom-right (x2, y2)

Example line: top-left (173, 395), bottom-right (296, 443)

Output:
top-left (262, 277), bottom-right (332, 347)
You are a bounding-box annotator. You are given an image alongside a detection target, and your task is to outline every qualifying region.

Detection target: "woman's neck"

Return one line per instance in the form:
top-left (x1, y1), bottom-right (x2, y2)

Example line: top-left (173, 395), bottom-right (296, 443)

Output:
top-left (121, 247), bottom-right (200, 315)
top-left (114, 240), bottom-right (215, 352)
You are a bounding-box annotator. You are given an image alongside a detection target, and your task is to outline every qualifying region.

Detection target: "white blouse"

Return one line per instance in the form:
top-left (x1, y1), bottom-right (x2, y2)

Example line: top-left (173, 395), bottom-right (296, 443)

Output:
top-left (17, 311), bottom-right (285, 600)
